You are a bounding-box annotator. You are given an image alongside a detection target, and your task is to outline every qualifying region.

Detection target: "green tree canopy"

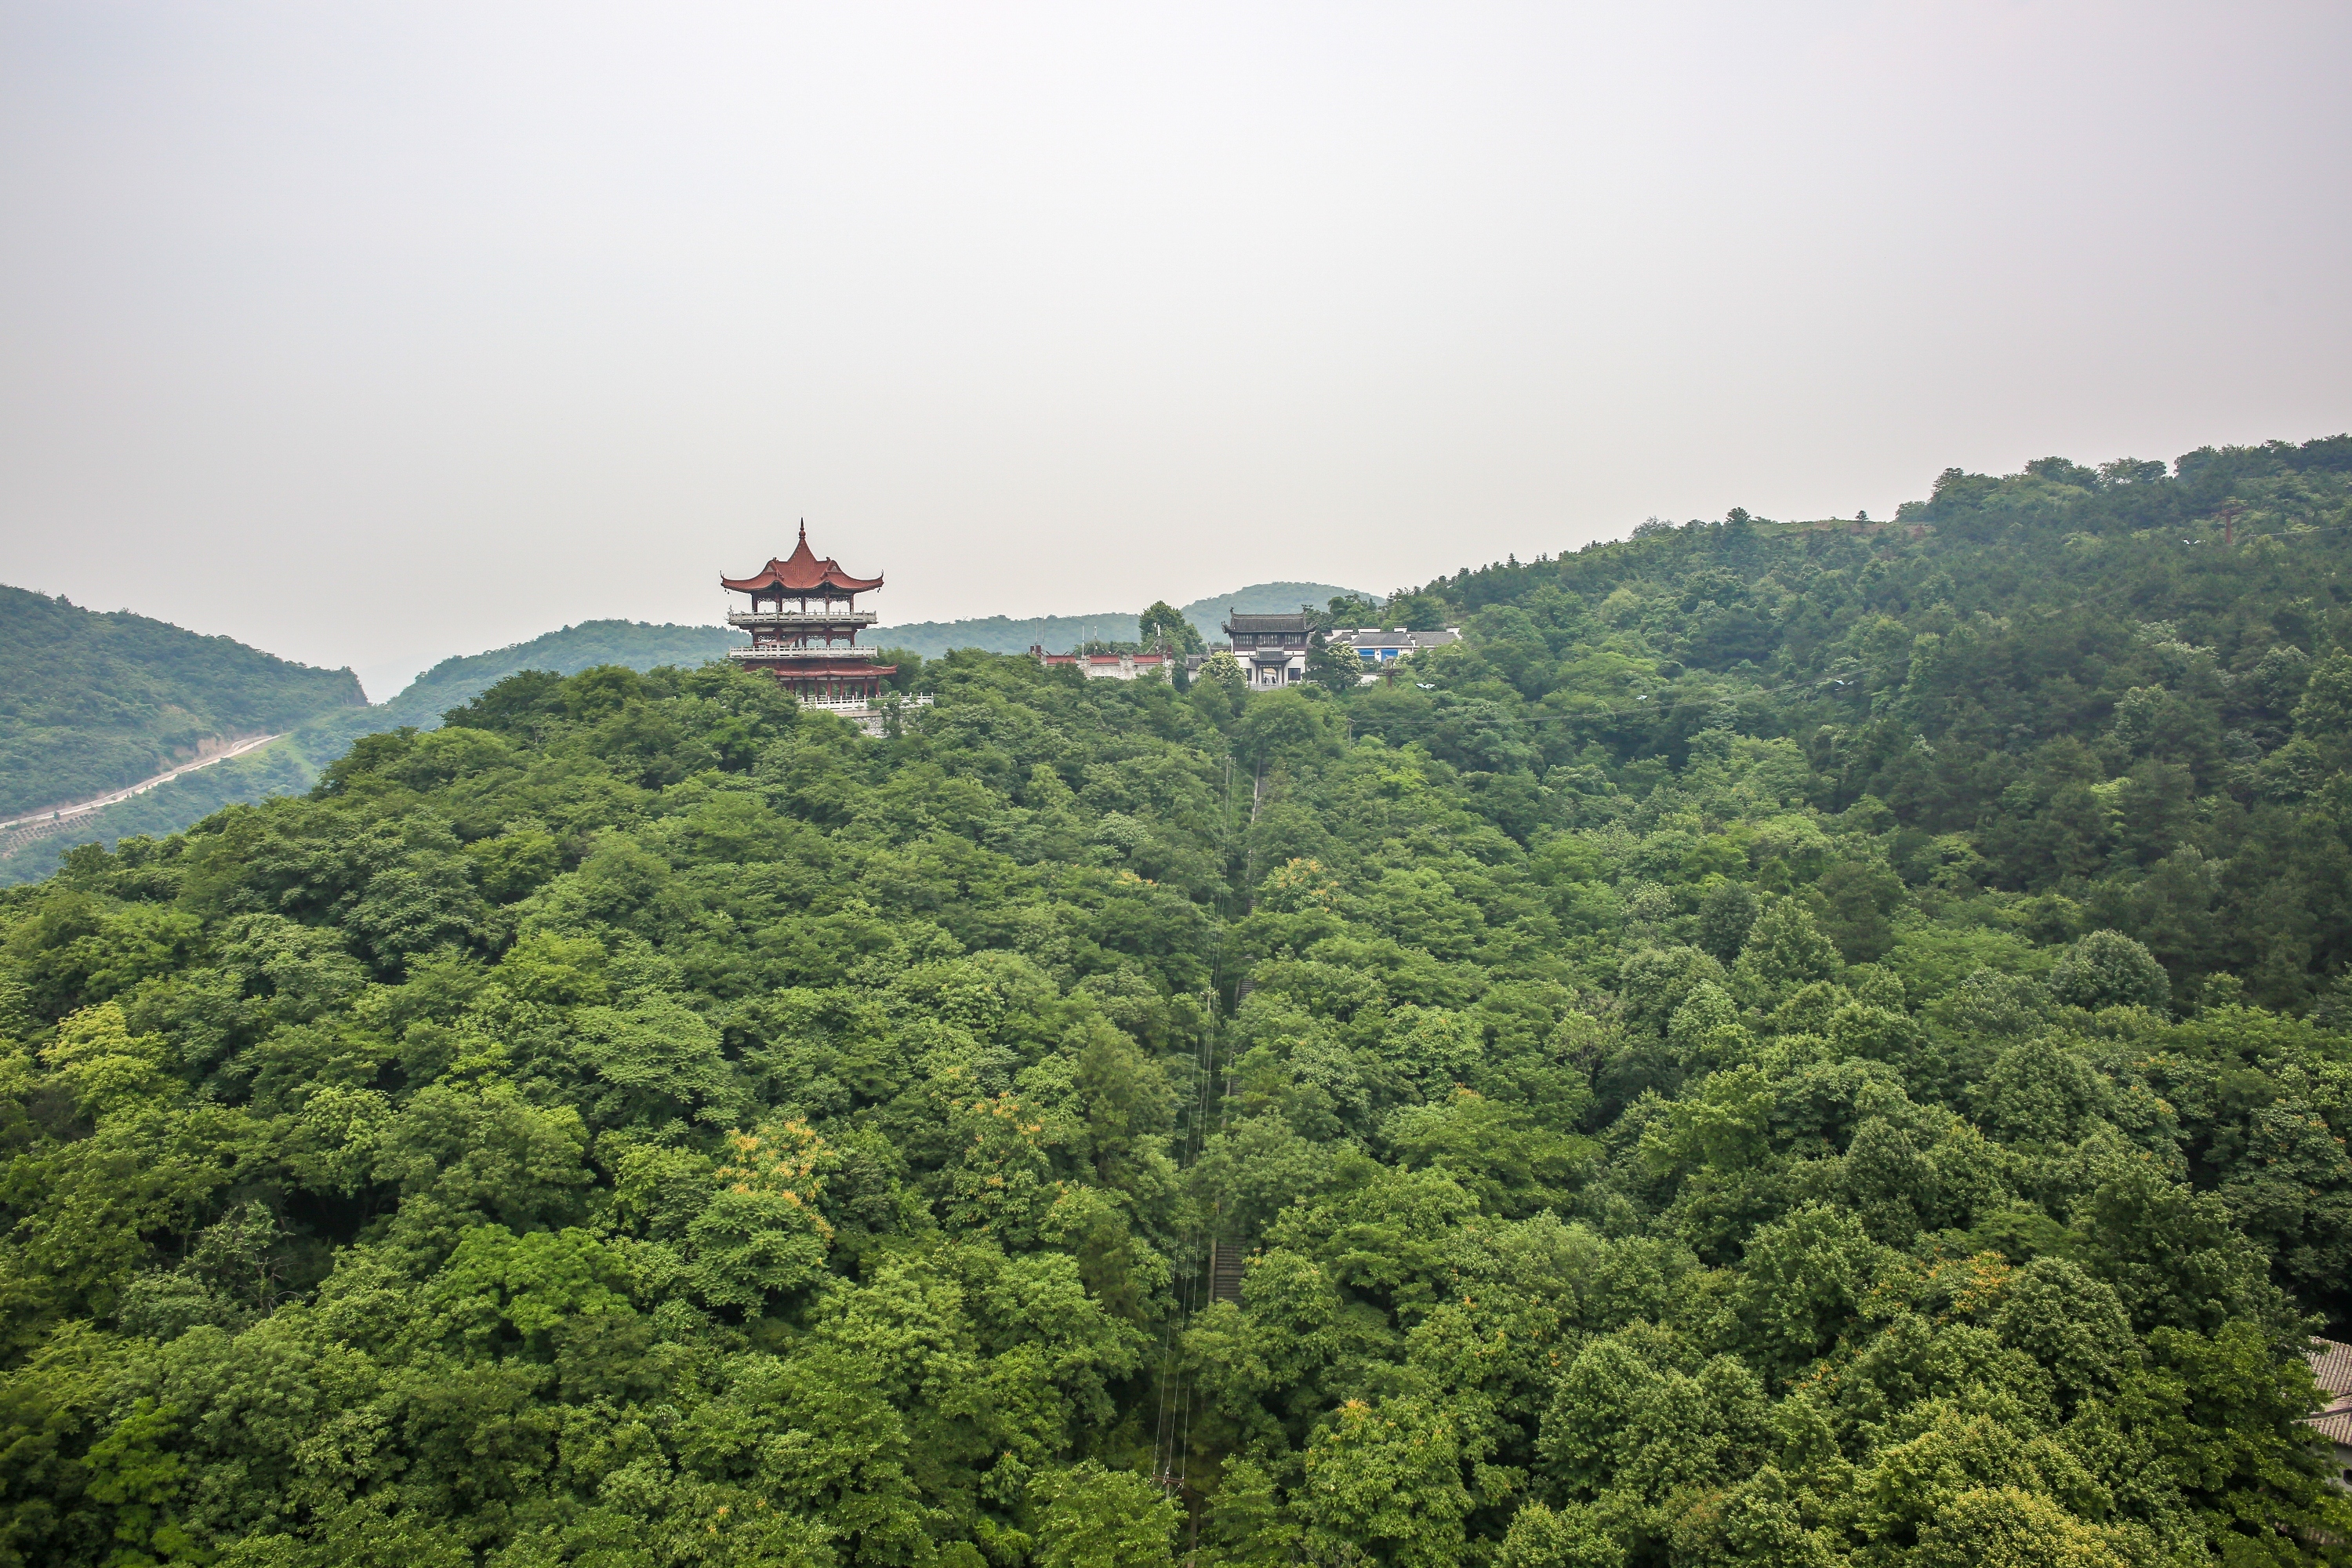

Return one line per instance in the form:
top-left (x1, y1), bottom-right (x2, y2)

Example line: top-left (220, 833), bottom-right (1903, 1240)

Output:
top-left (6, 437), bottom-right (2352, 1565)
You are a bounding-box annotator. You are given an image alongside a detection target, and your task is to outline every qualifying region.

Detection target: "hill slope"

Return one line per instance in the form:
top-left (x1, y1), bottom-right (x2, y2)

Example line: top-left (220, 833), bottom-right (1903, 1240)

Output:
top-left (0, 619), bottom-right (746, 885)
top-left (1356, 435), bottom-right (2352, 1010)
top-left (0, 584), bottom-right (366, 818)
top-left (5, 441), bottom-right (2352, 1563)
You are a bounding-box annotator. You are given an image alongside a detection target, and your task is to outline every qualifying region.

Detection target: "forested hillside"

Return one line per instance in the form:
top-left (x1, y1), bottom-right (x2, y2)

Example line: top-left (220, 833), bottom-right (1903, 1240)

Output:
top-left (0, 586), bottom-right (365, 818)
top-left (5, 438), bottom-right (2352, 1566)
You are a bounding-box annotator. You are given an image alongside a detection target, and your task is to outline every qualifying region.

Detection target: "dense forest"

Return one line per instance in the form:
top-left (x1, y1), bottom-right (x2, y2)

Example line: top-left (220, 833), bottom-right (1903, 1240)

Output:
top-left (0, 586), bottom-right (366, 820)
top-left (5, 437), bottom-right (2352, 1566)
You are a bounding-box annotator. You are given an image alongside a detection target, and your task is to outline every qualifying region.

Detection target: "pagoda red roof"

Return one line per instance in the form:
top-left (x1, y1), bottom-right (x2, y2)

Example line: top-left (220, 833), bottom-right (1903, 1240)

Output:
top-left (722, 524), bottom-right (884, 595)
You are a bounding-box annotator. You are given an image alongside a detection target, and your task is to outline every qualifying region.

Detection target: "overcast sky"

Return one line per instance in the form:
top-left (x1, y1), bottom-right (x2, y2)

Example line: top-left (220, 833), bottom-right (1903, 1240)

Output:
top-left (4, 2), bottom-right (2349, 699)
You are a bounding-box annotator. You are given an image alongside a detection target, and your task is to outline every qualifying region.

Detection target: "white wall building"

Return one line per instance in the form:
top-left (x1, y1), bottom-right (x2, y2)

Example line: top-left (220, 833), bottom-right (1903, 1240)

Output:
top-left (1032, 648), bottom-right (1174, 681)
top-left (1328, 626), bottom-right (1463, 682)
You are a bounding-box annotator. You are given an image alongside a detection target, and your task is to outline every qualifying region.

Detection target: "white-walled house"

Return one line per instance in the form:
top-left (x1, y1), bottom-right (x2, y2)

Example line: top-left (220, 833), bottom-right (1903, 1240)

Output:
top-left (1327, 626), bottom-right (1462, 681)
top-left (1031, 647), bottom-right (1174, 681)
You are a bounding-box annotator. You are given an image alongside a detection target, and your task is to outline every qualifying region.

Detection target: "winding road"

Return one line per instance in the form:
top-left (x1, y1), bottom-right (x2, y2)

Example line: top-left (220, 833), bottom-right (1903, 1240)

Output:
top-left (0, 732), bottom-right (284, 833)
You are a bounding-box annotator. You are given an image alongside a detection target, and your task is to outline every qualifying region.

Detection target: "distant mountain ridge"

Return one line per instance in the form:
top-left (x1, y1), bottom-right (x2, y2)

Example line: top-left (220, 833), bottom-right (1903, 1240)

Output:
top-left (0, 583), bottom-right (1374, 884)
top-left (0, 584), bottom-right (365, 820)
top-left (376, 621), bottom-right (747, 726)
top-left (876, 581), bottom-right (1370, 658)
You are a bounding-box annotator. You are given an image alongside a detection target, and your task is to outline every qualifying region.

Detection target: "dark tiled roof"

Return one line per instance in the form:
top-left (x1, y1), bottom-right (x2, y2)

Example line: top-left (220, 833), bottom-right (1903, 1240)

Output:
top-left (1225, 612), bottom-right (1313, 633)
top-left (722, 524), bottom-right (884, 594)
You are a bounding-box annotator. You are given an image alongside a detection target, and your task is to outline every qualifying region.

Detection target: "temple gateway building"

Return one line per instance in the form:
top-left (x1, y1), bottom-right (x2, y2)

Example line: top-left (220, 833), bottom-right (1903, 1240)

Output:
top-left (1222, 609), bottom-right (1316, 688)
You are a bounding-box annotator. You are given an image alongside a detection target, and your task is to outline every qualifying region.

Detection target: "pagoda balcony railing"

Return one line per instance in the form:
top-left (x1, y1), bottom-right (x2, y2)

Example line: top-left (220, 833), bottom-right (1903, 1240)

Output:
top-left (728, 645), bottom-right (882, 662)
top-left (728, 608), bottom-right (879, 626)
top-left (799, 693), bottom-right (935, 713)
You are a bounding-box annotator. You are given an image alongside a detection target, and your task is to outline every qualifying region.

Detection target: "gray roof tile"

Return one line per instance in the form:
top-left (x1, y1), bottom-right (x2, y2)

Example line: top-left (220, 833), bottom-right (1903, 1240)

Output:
top-left (2314, 1338), bottom-right (2352, 1398)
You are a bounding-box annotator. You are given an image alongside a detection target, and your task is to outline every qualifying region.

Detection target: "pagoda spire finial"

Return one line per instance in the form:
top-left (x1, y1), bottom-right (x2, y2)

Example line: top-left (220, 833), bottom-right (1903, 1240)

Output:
top-left (798, 517), bottom-right (807, 544)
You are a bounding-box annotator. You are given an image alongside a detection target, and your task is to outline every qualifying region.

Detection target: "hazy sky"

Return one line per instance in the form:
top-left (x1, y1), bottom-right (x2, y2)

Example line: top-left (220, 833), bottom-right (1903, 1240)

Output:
top-left (5, 2), bottom-right (2349, 699)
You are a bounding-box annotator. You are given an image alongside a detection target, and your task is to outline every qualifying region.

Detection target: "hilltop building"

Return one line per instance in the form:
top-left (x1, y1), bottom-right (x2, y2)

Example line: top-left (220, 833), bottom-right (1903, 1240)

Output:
top-left (1328, 626), bottom-right (1462, 682)
top-left (723, 524), bottom-right (924, 734)
top-left (1224, 609), bottom-right (1316, 688)
top-left (1030, 648), bottom-right (1174, 681)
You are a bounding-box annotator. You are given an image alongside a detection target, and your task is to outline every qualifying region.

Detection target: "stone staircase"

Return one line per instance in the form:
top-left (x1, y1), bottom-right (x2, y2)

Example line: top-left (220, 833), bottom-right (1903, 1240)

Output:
top-left (1207, 1241), bottom-right (1246, 1307)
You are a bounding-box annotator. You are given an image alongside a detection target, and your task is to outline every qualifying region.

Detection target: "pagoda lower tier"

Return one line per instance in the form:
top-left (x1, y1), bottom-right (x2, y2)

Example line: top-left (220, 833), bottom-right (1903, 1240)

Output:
top-left (727, 646), bottom-right (897, 704)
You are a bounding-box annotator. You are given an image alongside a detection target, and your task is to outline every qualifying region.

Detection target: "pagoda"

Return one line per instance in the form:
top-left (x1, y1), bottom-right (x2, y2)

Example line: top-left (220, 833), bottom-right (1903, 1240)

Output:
top-left (722, 523), bottom-right (895, 707)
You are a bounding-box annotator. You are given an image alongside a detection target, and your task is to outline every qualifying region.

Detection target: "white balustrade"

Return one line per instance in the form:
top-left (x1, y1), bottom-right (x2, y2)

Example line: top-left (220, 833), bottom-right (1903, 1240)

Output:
top-left (727, 646), bottom-right (883, 661)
